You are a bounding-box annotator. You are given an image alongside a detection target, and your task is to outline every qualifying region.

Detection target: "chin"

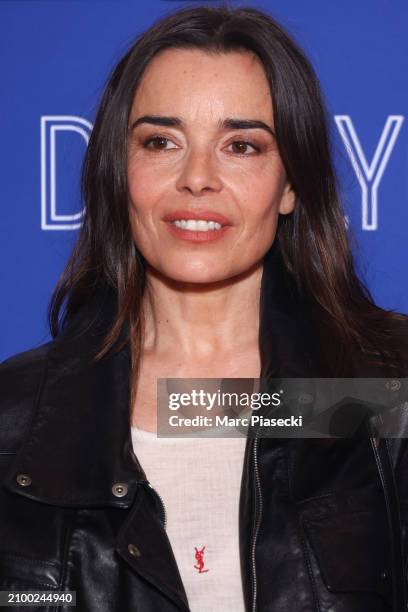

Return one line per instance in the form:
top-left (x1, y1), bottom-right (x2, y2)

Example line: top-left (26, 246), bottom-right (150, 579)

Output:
top-left (156, 261), bottom-right (235, 285)
top-left (167, 270), bottom-right (228, 285)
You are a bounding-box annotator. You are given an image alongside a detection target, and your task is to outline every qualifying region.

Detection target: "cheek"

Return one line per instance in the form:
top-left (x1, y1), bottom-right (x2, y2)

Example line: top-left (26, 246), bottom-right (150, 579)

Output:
top-left (233, 169), bottom-right (286, 225)
top-left (127, 162), bottom-right (169, 259)
top-left (127, 159), bottom-right (164, 228)
top-left (128, 162), bottom-right (151, 209)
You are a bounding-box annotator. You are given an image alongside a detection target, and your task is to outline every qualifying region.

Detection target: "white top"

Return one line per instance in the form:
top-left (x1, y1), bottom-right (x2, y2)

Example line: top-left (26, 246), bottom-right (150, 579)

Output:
top-left (131, 426), bottom-right (247, 612)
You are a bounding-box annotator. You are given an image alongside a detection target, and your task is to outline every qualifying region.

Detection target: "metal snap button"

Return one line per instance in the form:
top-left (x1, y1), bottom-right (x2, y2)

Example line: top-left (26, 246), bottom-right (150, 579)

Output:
top-left (380, 571), bottom-right (387, 580)
top-left (385, 379), bottom-right (401, 392)
top-left (128, 544), bottom-right (141, 558)
top-left (16, 474), bottom-right (32, 487)
top-left (112, 482), bottom-right (128, 498)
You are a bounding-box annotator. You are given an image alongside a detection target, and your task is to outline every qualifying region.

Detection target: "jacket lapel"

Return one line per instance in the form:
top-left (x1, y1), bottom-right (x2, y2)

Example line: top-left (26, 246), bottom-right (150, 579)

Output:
top-left (4, 289), bottom-right (143, 508)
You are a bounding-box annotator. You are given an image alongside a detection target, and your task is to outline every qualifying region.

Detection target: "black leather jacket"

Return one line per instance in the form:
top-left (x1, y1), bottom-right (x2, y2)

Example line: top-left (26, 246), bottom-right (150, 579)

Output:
top-left (1, 260), bottom-right (408, 611)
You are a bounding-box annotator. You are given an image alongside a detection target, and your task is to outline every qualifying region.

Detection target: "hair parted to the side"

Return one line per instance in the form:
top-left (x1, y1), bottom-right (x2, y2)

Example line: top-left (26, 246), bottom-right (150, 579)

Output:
top-left (48, 4), bottom-right (408, 410)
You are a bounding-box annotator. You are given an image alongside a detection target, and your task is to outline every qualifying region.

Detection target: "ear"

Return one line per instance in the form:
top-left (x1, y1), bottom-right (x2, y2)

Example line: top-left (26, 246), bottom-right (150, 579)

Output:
top-left (278, 182), bottom-right (296, 215)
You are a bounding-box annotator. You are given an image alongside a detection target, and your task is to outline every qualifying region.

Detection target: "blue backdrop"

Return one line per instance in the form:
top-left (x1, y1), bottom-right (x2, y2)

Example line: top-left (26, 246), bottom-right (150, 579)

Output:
top-left (1, 0), bottom-right (407, 361)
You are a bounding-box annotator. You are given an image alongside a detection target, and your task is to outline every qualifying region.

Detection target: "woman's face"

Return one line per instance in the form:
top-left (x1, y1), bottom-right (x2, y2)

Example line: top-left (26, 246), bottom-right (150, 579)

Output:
top-left (127, 48), bottom-right (295, 283)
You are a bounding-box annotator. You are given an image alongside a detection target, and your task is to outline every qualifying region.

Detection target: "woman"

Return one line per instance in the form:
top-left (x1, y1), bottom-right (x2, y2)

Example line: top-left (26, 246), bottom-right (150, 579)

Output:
top-left (1, 5), bottom-right (407, 612)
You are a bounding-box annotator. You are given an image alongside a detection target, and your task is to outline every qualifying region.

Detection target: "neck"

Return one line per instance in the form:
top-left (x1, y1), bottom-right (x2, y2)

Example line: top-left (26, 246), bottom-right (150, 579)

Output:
top-left (141, 260), bottom-right (263, 361)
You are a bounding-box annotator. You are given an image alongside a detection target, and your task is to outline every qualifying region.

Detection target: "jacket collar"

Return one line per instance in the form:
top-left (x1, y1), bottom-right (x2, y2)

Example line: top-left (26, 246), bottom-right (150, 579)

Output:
top-left (4, 287), bottom-right (145, 508)
top-left (4, 245), bottom-right (314, 508)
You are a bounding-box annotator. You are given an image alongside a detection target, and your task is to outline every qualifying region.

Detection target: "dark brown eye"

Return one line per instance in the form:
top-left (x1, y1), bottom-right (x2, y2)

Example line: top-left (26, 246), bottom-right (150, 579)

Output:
top-left (143, 136), bottom-right (179, 151)
top-left (230, 141), bottom-right (259, 154)
top-left (144, 136), bottom-right (170, 150)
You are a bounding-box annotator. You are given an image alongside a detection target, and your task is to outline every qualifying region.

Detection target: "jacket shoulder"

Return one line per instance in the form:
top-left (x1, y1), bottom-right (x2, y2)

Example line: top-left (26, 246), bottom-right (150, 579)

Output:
top-left (0, 341), bottom-right (53, 453)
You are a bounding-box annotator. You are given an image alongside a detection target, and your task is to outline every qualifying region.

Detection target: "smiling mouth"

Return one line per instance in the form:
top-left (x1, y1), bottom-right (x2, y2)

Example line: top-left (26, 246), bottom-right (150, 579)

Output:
top-left (163, 217), bottom-right (232, 243)
top-left (170, 219), bottom-right (223, 232)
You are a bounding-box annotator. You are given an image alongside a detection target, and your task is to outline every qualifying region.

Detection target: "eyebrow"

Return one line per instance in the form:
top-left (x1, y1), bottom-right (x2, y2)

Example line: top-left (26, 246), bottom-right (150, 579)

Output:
top-left (130, 115), bottom-right (275, 138)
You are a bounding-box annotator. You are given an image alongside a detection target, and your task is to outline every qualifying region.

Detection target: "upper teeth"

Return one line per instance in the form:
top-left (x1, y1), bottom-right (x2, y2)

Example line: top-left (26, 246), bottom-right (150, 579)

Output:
top-left (172, 219), bottom-right (222, 231)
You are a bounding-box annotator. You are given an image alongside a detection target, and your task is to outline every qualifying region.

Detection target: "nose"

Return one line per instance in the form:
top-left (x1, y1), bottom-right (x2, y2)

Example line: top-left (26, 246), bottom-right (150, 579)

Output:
top-left (175, 147), bottom-right (223, 196)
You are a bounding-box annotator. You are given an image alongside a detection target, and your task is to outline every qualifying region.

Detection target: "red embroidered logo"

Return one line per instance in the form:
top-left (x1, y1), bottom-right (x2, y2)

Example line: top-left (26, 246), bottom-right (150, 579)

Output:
top-left (194, 546), bottom-right (209, 573)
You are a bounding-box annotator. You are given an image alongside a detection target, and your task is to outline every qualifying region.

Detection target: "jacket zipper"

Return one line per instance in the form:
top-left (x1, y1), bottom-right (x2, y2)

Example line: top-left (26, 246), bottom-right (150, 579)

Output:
top-left (251, 433), bottom-right (263, 612)
top-left (145, 481), bottom-right (167, 529)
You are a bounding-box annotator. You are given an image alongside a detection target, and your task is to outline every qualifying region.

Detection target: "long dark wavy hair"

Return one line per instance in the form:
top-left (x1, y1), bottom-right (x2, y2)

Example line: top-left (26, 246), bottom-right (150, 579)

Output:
top-left (48, 5), bottom-right (408, 407)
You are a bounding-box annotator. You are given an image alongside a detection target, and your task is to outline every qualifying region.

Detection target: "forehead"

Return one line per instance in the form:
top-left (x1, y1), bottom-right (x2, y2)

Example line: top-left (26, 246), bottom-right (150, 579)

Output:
top-left (130, 48), bottom-right (273, 123)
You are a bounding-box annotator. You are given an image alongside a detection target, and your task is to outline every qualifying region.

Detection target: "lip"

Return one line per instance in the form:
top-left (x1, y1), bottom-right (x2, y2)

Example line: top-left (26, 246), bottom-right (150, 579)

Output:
top-left (164, 222), bottom-right (231, 243)
top-left (162, 209), bottom-right (233, 226)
